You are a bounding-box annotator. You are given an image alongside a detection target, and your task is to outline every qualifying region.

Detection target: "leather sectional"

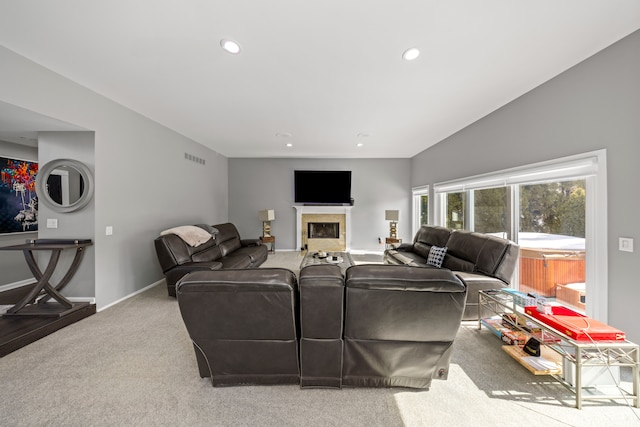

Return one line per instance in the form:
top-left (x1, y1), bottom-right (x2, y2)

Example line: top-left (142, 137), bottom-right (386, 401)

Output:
top-left (384, 225), bottom-right (519, 320)
top-left (176, 264), bottom-right (467, 389)
top-left (154, 222), bottom-right (268, 297)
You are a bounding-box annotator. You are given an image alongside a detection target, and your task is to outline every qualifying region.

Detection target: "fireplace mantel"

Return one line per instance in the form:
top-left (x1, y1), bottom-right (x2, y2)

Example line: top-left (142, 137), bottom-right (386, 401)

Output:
top-left (294, 205), bottom-right (353, 252)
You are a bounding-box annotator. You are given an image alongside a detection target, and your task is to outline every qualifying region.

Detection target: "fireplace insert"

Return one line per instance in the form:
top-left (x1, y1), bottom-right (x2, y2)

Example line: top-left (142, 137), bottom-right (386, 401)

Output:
top-left (308, 222), bottom-right (339, 239)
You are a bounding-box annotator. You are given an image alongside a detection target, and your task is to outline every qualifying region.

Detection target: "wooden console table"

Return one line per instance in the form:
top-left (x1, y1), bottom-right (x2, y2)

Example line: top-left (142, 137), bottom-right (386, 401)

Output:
top-left (0, 239), bottom-right (92, 317)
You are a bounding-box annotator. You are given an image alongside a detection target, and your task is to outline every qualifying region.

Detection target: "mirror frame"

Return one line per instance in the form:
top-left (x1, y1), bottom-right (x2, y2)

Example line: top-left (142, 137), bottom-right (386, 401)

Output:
top-left (36, 158), bottom-right (94, 213)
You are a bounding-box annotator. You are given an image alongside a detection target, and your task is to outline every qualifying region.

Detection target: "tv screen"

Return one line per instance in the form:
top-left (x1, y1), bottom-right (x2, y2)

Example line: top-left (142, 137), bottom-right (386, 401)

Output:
top-left (294, 170), bottom-right (352, 204)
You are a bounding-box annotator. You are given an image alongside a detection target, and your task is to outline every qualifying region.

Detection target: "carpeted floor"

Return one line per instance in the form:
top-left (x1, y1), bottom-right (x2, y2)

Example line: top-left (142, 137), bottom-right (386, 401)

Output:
top-left (0, 251), bottom-right (638, 426)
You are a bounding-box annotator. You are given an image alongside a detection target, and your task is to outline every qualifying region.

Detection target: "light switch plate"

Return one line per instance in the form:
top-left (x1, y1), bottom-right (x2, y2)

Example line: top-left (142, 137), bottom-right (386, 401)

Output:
top-left (619, 237), bottom-right (634, 252)
top-left (46, 218), bottom-right (58, 228)
top-left (105, 226), bottom-right (113, 236)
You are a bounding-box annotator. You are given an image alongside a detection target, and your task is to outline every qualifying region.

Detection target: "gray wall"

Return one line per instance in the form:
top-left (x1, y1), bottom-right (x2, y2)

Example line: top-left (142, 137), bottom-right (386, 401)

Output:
top-left (0, 46), bottom-right (229, 309)
top-left (229, 158), bottom-right (411, 252)
top-left (0, 140), bottom-right (38, 286)
top-left (37, 131), bottom-right (95, 298)
top-left (411, 30), bottom-right (640, 343)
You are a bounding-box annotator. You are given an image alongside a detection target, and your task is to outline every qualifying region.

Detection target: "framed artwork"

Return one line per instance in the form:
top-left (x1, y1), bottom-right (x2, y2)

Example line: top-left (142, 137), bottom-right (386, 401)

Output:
top-left (0, 156), bottom-right (38, 234)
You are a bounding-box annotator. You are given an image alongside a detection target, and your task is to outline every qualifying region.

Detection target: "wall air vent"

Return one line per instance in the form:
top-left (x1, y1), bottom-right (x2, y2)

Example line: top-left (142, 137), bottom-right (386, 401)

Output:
top-left (184, 152), bottom-right (206, 165)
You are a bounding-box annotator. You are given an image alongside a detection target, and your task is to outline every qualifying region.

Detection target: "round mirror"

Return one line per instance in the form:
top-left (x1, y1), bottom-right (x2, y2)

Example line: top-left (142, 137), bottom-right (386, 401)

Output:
top-left (36, 159), bottom-right (94, 213)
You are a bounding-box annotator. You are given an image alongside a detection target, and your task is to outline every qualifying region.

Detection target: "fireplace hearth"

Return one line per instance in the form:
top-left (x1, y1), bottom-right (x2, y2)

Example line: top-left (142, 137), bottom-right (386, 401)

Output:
top-left (308, 222), bottom-right (339, 239)
top-left (294, 205), bottom-right (352, 252)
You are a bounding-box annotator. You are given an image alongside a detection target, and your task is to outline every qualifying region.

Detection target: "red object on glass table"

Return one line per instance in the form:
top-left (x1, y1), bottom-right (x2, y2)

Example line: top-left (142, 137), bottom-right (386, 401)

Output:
top-left (524, 305), bottom-right (626, 341)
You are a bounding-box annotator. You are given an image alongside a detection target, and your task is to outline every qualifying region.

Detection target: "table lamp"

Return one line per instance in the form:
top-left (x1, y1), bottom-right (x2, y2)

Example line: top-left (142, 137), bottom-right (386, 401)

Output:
top-left (258, 209), bottom-right (275, 237)
top-left (385, 210), bottom-right (399, 239)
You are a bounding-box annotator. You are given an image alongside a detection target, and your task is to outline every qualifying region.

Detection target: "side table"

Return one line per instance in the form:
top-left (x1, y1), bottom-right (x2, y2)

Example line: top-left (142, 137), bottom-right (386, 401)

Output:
top-left (0, 239), bottom-right (93, 317)
top-left (385, 238), bottom-right (402, 249)
top-left (260, 235), bottom-right (275, 253)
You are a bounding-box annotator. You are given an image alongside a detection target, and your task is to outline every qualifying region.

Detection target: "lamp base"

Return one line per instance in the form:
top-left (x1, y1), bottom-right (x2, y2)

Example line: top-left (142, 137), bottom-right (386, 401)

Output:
top-left (389, 221), bottom-right (397, 239)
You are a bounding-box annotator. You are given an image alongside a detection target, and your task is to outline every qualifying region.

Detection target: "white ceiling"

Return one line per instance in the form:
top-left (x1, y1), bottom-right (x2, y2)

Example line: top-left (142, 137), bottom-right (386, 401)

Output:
top-left (1, 1), bottom-right (639, 158)
top-left (0, 101), bottom-right (87, 147)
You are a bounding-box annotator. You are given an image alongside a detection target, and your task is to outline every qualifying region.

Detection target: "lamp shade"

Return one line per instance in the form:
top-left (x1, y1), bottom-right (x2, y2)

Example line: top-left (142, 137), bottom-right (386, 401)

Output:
top-left (258, 209), bottom-right (275, 221)
top-left (385, 210), bottom-right (399, 221)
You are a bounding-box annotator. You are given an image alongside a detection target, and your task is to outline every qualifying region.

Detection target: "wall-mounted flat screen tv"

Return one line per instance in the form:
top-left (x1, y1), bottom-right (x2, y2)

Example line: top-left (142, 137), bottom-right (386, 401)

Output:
top-left (294, 170), bottom-right (352, 204)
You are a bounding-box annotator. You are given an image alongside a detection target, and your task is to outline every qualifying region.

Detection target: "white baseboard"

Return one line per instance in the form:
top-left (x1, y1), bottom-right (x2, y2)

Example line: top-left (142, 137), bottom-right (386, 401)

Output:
top-left (1, 278), bottom-right (164, 312)
top-left (97, 279), bottom-right (164, 312)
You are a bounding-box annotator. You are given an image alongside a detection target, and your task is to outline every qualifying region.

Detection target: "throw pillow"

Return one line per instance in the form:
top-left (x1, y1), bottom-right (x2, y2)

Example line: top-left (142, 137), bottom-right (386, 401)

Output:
top-left (427, 246), bottom-right (447, 268)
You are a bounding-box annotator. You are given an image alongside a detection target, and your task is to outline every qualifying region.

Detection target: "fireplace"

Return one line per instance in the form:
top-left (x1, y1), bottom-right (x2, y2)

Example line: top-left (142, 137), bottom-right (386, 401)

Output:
top-left (294, 205), bottom-right (352, 252)
top-left (308, 222), bottom-right (339, 239)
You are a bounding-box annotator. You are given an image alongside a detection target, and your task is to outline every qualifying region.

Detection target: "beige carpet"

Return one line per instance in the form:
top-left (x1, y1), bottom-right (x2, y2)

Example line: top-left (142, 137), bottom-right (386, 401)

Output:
top-left (0, 251), bottom-right (638, 426)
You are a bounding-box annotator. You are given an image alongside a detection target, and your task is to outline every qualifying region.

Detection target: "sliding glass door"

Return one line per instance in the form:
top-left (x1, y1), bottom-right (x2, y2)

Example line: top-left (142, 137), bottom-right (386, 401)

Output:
top-left (518, 180), bottom-right (586, 310)
top-left (432, 151), bottom-right (603, 316)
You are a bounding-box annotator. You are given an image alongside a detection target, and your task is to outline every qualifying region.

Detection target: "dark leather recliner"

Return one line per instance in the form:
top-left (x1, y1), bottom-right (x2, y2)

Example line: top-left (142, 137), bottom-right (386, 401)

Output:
top-left (299, 264), bottom-right (467, 389)
top-left (384, 225), bottom-right (519, 320)
top-left (155, 223), bottom-right (268, 297)
top-left (176, 268), bottom-right (300, 386)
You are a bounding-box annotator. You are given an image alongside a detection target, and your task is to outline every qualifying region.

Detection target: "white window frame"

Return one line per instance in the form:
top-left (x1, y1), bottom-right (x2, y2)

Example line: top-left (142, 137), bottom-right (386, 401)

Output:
top-left (432, 150), bottom-right (608, 322)
top-left (411, 185), bottom-right (429, 237)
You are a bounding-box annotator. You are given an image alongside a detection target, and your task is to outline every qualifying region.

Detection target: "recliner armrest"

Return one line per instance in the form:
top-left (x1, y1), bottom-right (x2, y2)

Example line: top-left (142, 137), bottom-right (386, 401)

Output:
top-left (166, 261), bottom-right (223, 285)
top-left (241, 238), bottom-right (261, 247)
top-left (395, 243), bottom-right (414, 252)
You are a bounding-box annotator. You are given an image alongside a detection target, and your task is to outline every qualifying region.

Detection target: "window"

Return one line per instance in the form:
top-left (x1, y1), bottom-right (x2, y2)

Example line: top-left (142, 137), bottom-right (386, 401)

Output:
top-left (518, 179), bottom-right (586, 307)
top-left (446, 191), bottom-right (466, 230)
top-left (432, 150), bottom-right (607, 321)
top-left (411, 186), bottom-right (429, 236)
top-left (473, 187), bottom-right (509, 238)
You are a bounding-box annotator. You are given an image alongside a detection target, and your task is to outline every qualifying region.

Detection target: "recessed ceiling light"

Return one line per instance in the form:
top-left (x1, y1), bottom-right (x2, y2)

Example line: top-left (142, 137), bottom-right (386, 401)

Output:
top-left (285, 143), bottom-right (293, 147)
top-left (220, 39), bottom-right (241, 54)
top-left (402, 47), bottom-right (420, 61)
top-left (356, 143), bottom-right (364, 147)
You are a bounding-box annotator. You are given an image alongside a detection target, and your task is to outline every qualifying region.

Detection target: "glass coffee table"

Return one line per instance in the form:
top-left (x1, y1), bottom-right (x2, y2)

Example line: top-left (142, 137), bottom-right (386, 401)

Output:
top-left (299, 251), bottom-right (355, 272)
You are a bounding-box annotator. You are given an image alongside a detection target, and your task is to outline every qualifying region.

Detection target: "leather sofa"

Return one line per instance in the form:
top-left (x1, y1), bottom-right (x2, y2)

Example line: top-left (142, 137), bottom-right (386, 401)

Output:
top-left (176, 268), bottom-right (300, 386)
top-left (384, 225), bottom-right (519, 320)
top-left (176, 264), bottom-right (467, 390)
top-left (154, 223), bottom-right (268, 297)
top-left (300, 264), bottom-right (466, 389)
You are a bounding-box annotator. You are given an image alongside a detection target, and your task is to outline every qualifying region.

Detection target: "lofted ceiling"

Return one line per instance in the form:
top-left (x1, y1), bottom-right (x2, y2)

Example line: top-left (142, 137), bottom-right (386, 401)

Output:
top-left (0, 1), bottom-right (639, 158)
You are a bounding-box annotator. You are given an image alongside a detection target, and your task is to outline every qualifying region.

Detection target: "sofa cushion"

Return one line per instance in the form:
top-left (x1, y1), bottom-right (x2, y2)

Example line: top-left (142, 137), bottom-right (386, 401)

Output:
top-left (154, 233), bottom-right (220, 271)
top-left (383, 250), bottom-right (426, 267)
top-left (454, 272), bottom-right (509, 320)
top-left (445, 230), bottom-right (484, 263)
top-left (426, 246), bottom-right (447, 268)
top-left (220, 245), bottom-right (269, 269)
top-left (441, 254), bottom-right (475, 273)
top-left (413, 225), bottom-right (451, 247)
top-left (475, 236), bottom-right (509, 276)
top-left (342, 265), bottom-right (467, 389)
top-left (214, 223), bottom-right (243, 256)
top-left (413, 242), bottom-right (431, 259)
top-left (176, 268), bottom-right (300, 386)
